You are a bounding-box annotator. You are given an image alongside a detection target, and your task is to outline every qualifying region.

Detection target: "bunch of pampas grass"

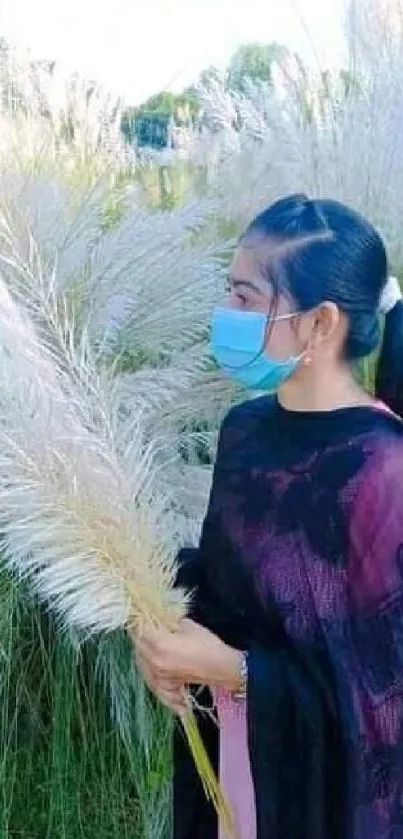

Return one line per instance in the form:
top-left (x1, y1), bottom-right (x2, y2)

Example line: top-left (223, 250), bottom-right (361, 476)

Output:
top-left (0, 259), bottom-right (235, 833)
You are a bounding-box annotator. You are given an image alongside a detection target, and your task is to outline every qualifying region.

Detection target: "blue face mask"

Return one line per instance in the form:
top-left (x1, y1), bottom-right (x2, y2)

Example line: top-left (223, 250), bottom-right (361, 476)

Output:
top-left (211, 306), bottom-right (303, 391)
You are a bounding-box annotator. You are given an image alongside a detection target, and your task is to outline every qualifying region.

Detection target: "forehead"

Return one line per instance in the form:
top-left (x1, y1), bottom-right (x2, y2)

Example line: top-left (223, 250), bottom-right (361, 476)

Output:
top-left (229, 242), bottom-right (295, 314)
top-left (229, 245), bottom-right (270, 288)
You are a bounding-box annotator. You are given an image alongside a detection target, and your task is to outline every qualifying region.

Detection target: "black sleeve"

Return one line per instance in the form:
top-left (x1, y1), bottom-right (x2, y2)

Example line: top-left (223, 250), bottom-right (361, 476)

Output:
top-left (174, 546), bottom-right (202, 592)
top-left (173, 403), bottom-right (242, 597)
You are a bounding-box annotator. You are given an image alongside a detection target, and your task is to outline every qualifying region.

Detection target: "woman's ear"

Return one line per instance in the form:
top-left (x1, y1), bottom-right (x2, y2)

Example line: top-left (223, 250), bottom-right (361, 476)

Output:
top-left (308, 302), bottom-right (341, 351)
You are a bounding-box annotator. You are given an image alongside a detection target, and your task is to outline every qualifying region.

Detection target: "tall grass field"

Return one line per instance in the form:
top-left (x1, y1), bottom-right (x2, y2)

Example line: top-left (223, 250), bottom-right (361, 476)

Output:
top-left (0, 2), bottom-right (402, 836)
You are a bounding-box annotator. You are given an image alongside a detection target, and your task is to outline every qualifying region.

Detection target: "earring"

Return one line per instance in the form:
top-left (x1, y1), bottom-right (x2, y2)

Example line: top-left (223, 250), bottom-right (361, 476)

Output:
top-left (304, 355), bottom-right (312, 366)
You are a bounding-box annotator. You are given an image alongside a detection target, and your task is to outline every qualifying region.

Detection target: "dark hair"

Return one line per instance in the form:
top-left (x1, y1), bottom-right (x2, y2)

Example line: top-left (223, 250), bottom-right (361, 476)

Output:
top-left (240, 193), bottom-right (403, 417)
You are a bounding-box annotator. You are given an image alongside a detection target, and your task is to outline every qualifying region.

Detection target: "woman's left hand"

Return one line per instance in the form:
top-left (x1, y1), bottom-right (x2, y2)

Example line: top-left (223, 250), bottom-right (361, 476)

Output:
top-left (136, 618), bottom-right (243, 693)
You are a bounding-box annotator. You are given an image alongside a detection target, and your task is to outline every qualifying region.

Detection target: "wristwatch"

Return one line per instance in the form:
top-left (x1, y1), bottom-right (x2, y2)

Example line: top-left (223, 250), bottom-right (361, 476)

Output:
top-left (232, 650), bottom-right (249, 702)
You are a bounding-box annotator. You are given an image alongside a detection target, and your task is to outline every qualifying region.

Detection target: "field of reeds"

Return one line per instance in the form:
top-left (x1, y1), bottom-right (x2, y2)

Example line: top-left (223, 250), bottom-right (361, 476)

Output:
top-left (0, 2), bottom-right (402, 836)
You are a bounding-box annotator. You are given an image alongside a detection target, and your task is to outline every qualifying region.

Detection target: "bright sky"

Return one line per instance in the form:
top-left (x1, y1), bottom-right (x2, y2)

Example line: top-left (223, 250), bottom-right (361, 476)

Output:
top-left (0, 0), bottom-right (348, 104)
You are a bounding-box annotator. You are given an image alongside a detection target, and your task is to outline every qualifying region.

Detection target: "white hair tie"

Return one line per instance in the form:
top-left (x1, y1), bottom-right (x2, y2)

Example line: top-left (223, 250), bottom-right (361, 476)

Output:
top-left (379, 275), bottom-right (402, 315)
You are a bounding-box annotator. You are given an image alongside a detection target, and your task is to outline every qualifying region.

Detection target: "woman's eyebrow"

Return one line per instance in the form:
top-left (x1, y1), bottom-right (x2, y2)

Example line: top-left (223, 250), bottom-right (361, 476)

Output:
top-left (228, 276), bottom-right (264, 296)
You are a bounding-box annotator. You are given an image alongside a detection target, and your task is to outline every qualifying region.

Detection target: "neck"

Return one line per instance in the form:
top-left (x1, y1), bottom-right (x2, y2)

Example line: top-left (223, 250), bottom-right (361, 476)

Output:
top-left (277, 361), bottom-right (374, 413)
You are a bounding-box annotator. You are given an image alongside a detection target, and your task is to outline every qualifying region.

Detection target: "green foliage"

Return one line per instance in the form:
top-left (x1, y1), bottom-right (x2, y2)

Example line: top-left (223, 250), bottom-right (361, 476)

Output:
top-left (99, 176), bottom-right (134, 231)
top-left (121, 90), bottom-right (200, 147)
top-left (121, 92), bottom-right (176, 145)
top-left (120, 108), bottom-right (138, 144)
top-left (135, 160), bottom-right (196, 209)
top-left (0, 563), bottom-right (171, 839)
top-left (138, 91), bottom-right (177, 116)
top-left (137, 114), bottom-right (173, 149)
top-left (226, 41), bottom-right (287, 92)
top-left (176, 90), bottom-right (200, 121)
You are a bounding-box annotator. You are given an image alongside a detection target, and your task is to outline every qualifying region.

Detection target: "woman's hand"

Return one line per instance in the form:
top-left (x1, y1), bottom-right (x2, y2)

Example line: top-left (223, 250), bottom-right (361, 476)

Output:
top-left (135, 619), bottom-right (243, 712)
top-left (135, 647), bottom-right (189, 717)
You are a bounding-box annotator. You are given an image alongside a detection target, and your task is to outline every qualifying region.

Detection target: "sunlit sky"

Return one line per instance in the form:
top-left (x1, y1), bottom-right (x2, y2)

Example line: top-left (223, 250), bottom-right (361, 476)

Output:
top-left (0, 0), bottom-right (348, 104)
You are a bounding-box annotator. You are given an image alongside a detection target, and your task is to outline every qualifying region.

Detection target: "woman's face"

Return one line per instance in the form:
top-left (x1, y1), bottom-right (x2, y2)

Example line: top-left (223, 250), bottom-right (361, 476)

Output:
top-left (226, 244), bottom-right (315, 363)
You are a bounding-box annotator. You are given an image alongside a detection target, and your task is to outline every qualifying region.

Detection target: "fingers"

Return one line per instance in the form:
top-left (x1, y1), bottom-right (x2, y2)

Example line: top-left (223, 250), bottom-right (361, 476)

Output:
top-left (136, 650), bottom-right (188, 717)
top-left (136, 631), bottom-right (179, 681)
top-left (156, 683), bottom-right (189, 716)
top-left (145, 677), bottom-right (188, 717)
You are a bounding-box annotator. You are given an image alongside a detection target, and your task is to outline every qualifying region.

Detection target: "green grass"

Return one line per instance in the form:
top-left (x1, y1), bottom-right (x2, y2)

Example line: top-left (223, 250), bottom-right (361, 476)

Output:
top-left (135, 161), bottom-right (200, 210)
top-left (0, 565), bottom-right (172, 839)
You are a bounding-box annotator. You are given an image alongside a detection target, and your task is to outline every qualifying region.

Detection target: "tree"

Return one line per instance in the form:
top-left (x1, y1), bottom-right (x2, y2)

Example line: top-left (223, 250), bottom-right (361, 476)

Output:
top-left (226, 41), bottom-right (287, 93)
top-left (121, 92), bottom-right (175, 146)
top-left (121, 88), bottom-right (202, 146)
top-left (137, 91), bottom-right (177, 116)
top-left (120, 107), bottom-right (137, 143)
top-left (176, 90), bottom-right (200, 124)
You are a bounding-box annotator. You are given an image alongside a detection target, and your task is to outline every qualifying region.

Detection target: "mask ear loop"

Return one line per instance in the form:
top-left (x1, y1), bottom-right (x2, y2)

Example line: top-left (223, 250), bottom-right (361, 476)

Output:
top-left (280, 309), bottom-right (312, 368)
top-left (237, 311), bottom-right (302, 371)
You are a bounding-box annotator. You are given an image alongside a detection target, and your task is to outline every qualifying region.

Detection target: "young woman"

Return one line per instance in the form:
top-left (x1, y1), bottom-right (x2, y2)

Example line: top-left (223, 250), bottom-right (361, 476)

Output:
top-left (135, 194), bottom-right (403, 839)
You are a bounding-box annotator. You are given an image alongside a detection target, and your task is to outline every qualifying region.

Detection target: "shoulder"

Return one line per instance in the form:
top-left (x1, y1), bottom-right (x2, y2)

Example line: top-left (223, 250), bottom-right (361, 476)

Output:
top-left (362, 409), bottom-right (403, 469)
top-left (218, 395), bottom-right (276, 453)
top-left (222, 394), bottom-right (276, 427)
top-left (353, 414), bottom-right (403, 509)
top-left (348, 422), bottom-right (403, 597)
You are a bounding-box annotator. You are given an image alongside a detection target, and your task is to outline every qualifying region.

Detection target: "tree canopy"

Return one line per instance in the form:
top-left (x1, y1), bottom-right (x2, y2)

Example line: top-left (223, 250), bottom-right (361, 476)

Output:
top-left (226, 41), bottom-right (288, 92)
top-left (121, 41), bottom-right (290, 146)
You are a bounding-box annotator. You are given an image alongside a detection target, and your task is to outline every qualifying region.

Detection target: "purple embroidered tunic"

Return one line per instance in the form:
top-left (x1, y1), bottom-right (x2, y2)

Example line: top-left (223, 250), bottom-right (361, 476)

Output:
top-left (174, 395), bottom-right (403, 839)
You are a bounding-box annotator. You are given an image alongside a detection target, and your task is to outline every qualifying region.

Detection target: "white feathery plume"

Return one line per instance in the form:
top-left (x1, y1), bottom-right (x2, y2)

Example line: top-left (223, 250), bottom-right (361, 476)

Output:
top-left (0, 276), bottom-right (179, 633)
top-left (0, 271), bottom-right (235, 833)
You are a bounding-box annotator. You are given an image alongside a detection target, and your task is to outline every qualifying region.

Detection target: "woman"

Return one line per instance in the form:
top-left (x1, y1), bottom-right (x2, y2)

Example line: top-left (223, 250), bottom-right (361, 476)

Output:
top-left (135, 194), bottom-right (403, 839)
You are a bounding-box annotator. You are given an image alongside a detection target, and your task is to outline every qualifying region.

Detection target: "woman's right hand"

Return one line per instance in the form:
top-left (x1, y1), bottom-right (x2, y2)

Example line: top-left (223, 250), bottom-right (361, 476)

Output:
top-left (128, 626), bottom-right (188, 716)
top-left (137, 647), bottom-right (189, 716)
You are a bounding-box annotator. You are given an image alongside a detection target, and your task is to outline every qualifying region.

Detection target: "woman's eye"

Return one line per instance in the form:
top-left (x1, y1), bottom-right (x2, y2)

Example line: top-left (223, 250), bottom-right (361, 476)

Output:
top-left (236, 293), bottom-right (247, 306)
top-left (224, 281), bottom-right (248, 307)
